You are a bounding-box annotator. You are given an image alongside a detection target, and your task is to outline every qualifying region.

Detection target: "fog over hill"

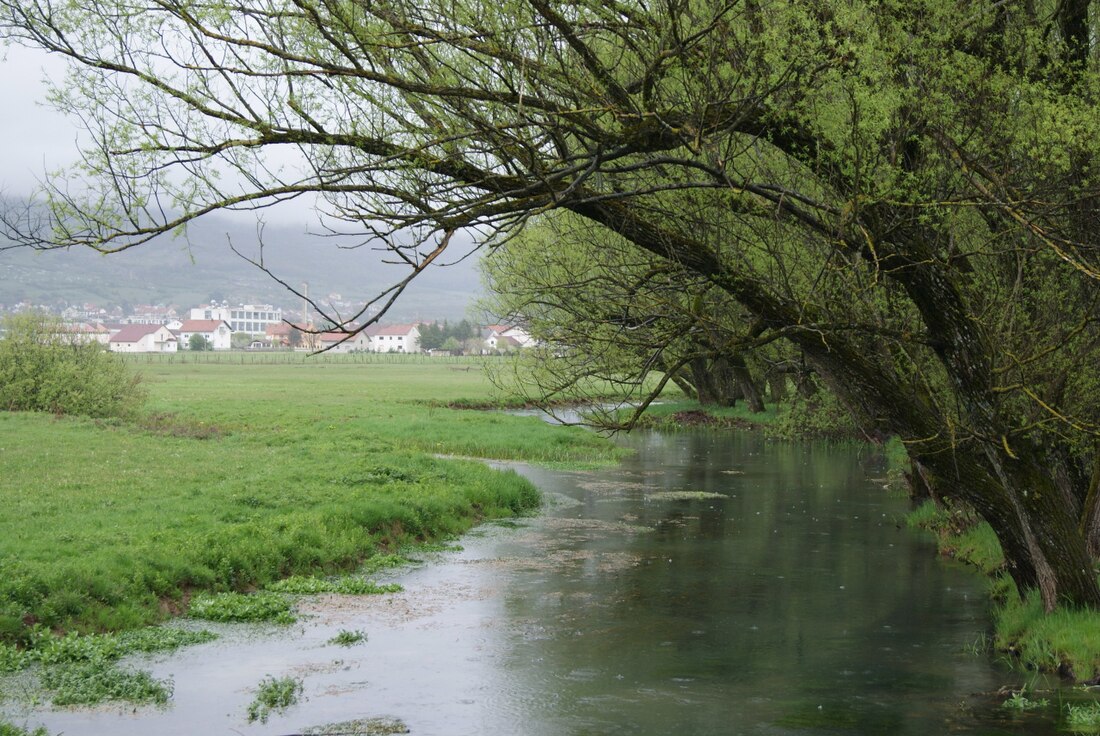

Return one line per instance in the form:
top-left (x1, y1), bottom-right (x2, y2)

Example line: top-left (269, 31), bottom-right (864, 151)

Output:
top-left (0, 212), bottom-right (485, 321)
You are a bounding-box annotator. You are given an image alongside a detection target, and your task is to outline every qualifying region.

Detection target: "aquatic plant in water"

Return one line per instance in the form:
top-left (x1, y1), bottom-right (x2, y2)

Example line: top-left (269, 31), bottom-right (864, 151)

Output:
top-left (328, 630), bottom-right (368, 647)
top-left (188, 591), bottom-right (295, 623)
top-left (1066, 702), bottom-right (1100, 733)
top-left (0, 723), bottom-right (52, 736)
top-left (247, 675), bottom-right (304, 723)
top-left (267, 576), bottom-right (402, 595)
top-left (302, 717), bottom-right (409, 735)
top-left (39, 660), bottom-right (173, 706)
top-left (1001, 690), bottom-right (1049, 711)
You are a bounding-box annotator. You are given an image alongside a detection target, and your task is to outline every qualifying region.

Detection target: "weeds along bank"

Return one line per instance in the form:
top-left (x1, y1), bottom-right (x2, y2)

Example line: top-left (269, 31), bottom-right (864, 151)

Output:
top-left (0, 359), bottom-right (625, 644)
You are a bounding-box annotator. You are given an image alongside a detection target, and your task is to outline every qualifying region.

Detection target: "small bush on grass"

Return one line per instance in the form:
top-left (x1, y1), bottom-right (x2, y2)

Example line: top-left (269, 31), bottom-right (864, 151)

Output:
top-left (0, 313), bottom-right (145, 418)
top-left (247, 675), bottom-right (303, 723)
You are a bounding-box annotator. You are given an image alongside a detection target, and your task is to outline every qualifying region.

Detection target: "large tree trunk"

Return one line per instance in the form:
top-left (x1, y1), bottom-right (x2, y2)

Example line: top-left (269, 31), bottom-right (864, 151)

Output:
top-left (767, 372), bottom-right (788, 403)
top-left (729, 354), bottom-right (765, 413)
top-left (1082, 453), bottom-right (1100, 560)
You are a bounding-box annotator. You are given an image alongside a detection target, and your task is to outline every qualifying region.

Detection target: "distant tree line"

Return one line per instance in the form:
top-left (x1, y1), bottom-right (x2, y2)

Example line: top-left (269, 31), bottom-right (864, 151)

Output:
top-left (417, 320), bottom-right (478, 353)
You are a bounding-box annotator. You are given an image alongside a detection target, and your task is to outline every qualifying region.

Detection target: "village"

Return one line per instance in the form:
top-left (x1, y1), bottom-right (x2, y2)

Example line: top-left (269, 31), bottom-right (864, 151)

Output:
top-left (4, 301), bottom-right (534, 355)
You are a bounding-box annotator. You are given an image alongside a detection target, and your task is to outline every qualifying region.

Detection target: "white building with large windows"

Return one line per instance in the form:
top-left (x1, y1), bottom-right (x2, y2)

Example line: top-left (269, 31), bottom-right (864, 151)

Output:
top-left (190, 304), bottom-right (283, 335)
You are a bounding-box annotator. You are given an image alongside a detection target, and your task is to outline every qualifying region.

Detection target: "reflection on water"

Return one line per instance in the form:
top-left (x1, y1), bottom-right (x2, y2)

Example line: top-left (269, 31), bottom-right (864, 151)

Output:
top-left (484, 431), bottom-right (1035, 735)
top-left (3, 431), bottom-right (1064, 735)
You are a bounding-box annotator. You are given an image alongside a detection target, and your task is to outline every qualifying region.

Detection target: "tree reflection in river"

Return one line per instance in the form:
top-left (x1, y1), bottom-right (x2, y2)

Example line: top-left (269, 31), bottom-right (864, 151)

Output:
top-left (488, 431), bottom-right (1055, 736)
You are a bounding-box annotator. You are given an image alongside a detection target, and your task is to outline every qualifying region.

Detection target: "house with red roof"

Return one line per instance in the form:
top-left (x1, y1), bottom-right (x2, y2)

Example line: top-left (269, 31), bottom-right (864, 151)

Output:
top-left (108, 324), bottom-right (178, 353)
top-left (484, 324), bottom-right (535, 351)
top-left (178, 319), bottom-right (233, 350)
top-left (318, 330), bottom-right (373, 353)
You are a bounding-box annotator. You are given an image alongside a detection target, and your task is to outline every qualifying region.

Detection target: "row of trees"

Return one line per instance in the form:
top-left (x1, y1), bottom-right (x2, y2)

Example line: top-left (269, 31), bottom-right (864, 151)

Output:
top-left (3, 0), bottom-right (1099, 612)
top-left (417, 320), bottom-right (480, 353)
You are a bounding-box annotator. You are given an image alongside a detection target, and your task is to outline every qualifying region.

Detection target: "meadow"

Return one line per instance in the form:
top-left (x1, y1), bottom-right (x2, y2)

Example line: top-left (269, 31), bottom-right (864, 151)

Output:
top-left (0, 357), bottom-right (628, 643)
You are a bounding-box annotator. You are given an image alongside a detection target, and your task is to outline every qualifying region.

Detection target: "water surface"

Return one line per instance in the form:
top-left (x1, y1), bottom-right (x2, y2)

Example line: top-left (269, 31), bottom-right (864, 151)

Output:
top-left (3, 431), bottom-right (1061, 734)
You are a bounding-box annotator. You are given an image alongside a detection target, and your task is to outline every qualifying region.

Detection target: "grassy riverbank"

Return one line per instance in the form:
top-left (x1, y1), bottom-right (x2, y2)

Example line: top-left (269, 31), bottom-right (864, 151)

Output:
top-left (907, 490), bottom-right (1100, 682)
top-left (0, 358), bottom-right (626, 644)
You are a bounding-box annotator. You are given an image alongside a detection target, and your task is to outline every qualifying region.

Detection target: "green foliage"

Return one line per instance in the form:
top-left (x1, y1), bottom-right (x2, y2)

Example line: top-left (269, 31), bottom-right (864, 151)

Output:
top-left (39, 660), bottom-right (172, 706)
top-left (267, 576), bottom-right (402, 596)
top-left (993, 583), bottom-right (1100, 679)
top-left (1001, 690), bottom-right (1049, 711)
top-left (0, 723), bottom-right (52, 736)
top-left (1066, 703), bottom-right (1100, 733)
top-left (247, 675), bottom-right (303, 723)
top-left (187, 333), bottom-right (210, 351)
top-left (0, 628), bottom-right (216, 674)
top-left (327, 630), bottom-right (367, 647)
top-left (187, 592), bottom-right (295, 624)
top-left (418, 320), bottom-right (476, 352)
top-left (0, 313), bottom-right (145, 418)
top-left (230, 332), bottom-right (254, 349)
top-left (769, 390), bottom-right (858, 440)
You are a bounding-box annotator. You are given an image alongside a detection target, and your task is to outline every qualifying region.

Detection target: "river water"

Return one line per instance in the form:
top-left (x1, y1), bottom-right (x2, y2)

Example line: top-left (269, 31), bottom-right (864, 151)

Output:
top-left (3, 430), bottom-right (1065, 734)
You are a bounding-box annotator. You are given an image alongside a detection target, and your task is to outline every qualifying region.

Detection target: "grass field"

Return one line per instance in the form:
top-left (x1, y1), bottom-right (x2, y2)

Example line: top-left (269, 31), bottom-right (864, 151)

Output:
top-left (0, 358), bottom-right (628, 643)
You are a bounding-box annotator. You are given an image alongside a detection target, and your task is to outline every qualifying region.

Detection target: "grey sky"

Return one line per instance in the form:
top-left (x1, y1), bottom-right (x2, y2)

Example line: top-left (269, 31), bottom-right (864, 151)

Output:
top-left (0, 44), bottom-right (77, 196)
top-left (0, 42), bottom-right (314, 225)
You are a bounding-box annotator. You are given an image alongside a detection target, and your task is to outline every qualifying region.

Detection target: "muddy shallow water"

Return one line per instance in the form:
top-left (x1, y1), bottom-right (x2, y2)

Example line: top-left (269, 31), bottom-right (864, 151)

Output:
top-left (2, 431), bottom-right (1067, 734)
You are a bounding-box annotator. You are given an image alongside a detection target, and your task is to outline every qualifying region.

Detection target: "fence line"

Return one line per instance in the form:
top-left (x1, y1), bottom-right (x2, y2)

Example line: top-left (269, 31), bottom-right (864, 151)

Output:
top-left (119, 351), bottom-right (497, 366)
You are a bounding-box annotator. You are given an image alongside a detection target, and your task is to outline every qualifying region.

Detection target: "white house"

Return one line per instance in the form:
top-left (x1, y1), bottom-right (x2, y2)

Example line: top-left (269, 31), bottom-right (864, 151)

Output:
top-left (178, 319), bottom-right (233, 350)
top-left (108, 324), bottom-right (178, 352)
top-left (367, 324), bottom-right (421, 353)
top-left (484, 324), bottom-right (536, 351)
top-left (60, 322), bottom-right (110, 346)
top-left (318, 330), bottom-right (373, 353)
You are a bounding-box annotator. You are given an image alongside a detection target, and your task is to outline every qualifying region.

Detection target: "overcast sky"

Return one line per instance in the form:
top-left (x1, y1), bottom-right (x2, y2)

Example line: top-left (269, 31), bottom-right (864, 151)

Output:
top-left (0, 42), bottom-right (316, 226)
top-left (0, 44), bottom-right (79, 197)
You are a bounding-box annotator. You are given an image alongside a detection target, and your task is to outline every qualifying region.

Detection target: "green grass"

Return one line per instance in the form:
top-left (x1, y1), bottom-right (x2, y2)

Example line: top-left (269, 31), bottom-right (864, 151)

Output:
top-left (0, 628), bottom-right (217, 673)
top-left (1001, 690), bottom-right (1049, 711)
top-left (908, 499), bottom-right (1100, 681)
top-left (266, 576), bottom-right (403, 596)
top-left (1066, 702), bottom-right (1100, 733)
top-left (187, 592), bottom-right (296, 624)
top-left (247, 675), bottom-right (303, 723)
top-left (0, 359), bottom-right (625, 644)
top-left (39, 660), bottom-right (173, 706)
top-left (0, 723), bottom-right (51, 736)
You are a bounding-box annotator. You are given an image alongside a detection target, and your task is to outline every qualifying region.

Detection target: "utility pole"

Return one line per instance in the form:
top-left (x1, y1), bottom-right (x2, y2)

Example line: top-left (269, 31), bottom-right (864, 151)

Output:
top-left (302, 282), bottom-right (309, 329)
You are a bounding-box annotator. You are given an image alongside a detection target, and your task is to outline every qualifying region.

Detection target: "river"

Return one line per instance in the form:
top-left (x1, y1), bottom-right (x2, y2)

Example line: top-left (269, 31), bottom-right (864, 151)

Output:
top-left (2, 430), bottom-right (1064, 734)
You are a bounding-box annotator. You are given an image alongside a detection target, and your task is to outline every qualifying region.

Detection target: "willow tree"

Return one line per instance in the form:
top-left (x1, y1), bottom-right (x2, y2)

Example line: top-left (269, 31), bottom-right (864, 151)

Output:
top-left (3, 0), bottom-right (1100, 610)
top-left (480, 212), bottom-right (772, 416)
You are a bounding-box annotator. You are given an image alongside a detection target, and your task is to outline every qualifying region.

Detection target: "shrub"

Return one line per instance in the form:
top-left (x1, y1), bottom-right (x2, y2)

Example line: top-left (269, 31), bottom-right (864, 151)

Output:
top-left (0, 313), bottom-right (145, 418)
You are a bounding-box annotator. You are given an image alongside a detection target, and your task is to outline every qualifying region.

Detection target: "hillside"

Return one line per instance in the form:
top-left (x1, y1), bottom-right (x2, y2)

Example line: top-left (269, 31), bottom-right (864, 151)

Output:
top-left (0, 213), bottom-right (485, 321)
